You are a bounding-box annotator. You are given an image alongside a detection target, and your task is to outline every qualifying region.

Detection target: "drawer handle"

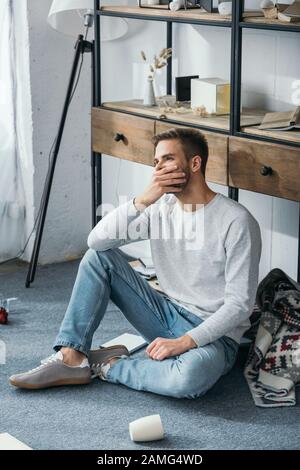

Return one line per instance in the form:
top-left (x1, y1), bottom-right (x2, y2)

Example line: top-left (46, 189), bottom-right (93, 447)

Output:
top-left (114, 133), bottom-right (125, 142)
top-left (260, 165), bottom-right (273, 176)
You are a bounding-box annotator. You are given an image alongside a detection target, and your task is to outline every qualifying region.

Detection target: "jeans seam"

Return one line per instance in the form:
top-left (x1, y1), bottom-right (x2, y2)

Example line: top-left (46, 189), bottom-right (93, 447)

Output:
top-left (221, 338), bottom-right (239, 375)
top-left (109, 265), bottom-right (176, 336)
top-left (53, 339), bottom-right (89, 356)
top-left (80, 278), bottom-right (110, 347)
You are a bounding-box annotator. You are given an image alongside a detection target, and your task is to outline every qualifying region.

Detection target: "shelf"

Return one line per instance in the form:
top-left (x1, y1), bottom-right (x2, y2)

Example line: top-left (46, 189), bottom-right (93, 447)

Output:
top-left (98, 6), bottom-right (300, 30)
top-left (101, 100), bottom-right (300, 145)
top-left (241, 16), bottom-right (300, 32)
top-left (101, 99), bottom-right (266, 133)
top-left (99, 6), bottom-right (231, 26)
top-left (241, 125), bottom-right (300, 145)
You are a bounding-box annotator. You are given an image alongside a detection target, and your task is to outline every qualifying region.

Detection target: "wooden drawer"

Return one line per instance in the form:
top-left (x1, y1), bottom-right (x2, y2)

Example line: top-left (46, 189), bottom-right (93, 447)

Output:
top-left (229, 137), bottom-right (300, 201)
top-left (92, 108), bottom-right (155, 165)
top-left (155, 122), bottom-right (228, 186)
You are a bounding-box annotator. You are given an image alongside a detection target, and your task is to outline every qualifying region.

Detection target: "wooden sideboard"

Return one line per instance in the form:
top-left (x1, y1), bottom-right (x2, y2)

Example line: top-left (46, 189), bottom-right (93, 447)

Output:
top-left (92, 107), bottom-right (300, 202)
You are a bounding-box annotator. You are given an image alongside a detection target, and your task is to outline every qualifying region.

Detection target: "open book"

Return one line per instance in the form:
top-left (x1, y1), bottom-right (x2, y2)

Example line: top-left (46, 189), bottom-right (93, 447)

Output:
top-left (258, 107), bottom-right (300, 131)
top-left (0, 433), bottom-right (32, 450)
top-left (278, 0), bottom-right (300, 22)
top-left (282, 0), bottom-right (300, 17)
top-left (101, 333), bottom-right (148, 354)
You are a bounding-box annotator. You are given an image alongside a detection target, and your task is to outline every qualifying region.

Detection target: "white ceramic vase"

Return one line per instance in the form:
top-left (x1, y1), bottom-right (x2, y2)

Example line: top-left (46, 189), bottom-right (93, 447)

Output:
top-left (143, 78), bottom-right (156, 107)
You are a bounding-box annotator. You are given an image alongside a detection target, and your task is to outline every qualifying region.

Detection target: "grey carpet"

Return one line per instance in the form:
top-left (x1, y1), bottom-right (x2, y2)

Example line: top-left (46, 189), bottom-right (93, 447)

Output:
top-left (0, 257), bottom-right (299, 450)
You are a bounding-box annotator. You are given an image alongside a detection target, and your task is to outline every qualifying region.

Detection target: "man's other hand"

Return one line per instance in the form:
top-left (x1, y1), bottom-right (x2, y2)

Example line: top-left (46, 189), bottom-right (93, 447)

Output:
top-left (145, 335), bottom-right (197, 361)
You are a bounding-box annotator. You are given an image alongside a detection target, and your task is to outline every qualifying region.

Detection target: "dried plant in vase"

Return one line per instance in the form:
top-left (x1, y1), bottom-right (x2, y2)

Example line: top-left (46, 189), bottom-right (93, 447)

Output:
top-left (192, 105), bottom-right (209, 117)
top-left (140, 48), bottom-right (173, 106)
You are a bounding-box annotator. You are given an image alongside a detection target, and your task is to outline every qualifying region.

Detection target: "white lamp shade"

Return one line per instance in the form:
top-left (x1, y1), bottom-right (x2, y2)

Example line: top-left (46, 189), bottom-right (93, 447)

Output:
top-left (48, 0), bottom-right (128, 41)
top-left (48, 0), bottom-right (94, 36)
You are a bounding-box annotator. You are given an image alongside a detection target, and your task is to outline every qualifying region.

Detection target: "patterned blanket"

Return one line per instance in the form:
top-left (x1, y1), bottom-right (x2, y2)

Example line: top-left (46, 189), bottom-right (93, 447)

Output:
top-left (244, 268), bottom-right (300, 407)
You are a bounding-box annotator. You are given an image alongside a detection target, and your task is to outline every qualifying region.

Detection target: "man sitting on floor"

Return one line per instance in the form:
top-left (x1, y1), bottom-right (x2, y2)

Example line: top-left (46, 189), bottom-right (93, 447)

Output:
top-left (10, 127), bottom-right (262, 399)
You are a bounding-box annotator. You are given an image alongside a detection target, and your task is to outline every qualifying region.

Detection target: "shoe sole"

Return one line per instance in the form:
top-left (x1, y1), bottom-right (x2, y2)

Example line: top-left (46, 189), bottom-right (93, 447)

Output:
top-left (9, 377), bottom-right (91, 390)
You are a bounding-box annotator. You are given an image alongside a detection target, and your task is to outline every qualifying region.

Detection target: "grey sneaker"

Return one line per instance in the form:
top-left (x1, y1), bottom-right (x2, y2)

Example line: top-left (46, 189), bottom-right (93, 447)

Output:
top-left (9, 351), bottom-right (91, 390)
top-left (89, 345), bottom-right (130, 379)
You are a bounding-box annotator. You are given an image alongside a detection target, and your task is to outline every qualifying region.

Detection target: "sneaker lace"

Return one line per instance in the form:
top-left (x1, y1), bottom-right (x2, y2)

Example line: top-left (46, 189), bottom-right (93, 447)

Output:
top-left (90, 354), bottom-right (128, 379)
top-left (90, 362), bottom-right (103, 379)
top-left (40, 353), bottom-right (57, 365)
top-left (29, 354), bottom-right (60, 373)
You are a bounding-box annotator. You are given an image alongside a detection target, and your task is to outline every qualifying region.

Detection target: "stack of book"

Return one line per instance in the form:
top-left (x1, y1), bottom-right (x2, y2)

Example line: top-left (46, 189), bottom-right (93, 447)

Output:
top-left (128, 258), bottom-right (163, 292)
top-left (258, 107), bottom-right (300, 131)
top-left (132, 257), bottom-right (156, 280)
top-left (278, 1), bottom-right (300, 22)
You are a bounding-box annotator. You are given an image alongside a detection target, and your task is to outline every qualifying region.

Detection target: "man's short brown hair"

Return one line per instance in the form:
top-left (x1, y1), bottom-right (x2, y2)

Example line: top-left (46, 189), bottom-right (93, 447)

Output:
top-left (152, 127), bottom-right (209, 176)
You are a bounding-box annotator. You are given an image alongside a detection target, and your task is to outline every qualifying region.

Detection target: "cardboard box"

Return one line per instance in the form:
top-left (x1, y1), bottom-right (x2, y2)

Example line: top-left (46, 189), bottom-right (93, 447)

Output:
top-left (191, 77), bottom-right (230, 115)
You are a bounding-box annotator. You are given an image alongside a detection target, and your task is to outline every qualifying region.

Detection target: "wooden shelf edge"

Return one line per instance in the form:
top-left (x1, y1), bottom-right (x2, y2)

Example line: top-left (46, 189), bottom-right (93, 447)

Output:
top-left (242, 16), bottom-right (300, 29)
top-left (241, 126), bottom-right (300, 145)
top-left (101, 101), bottom-right (230, 132)
top-left (99, 6), bottom-right (231, 24)
top-left (95, 102), bottom-right (300, 146)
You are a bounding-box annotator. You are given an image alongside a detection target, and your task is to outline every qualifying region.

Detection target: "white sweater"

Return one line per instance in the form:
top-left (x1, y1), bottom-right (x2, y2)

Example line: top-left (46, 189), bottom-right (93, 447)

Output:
top-left (87, 193), bottom-right (262, 347)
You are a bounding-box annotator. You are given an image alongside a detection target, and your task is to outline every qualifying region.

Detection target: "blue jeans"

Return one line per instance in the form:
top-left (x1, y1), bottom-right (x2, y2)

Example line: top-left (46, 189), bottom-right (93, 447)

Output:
top-left (54, 248), bottom-right (239, 399)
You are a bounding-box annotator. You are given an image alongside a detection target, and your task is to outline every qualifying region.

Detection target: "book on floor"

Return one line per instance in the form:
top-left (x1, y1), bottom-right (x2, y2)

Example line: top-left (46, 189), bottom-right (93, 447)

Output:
top-left (133, 264), bottom-right (156, 280)
top-left (258, 107), bottom-right (300, 131)
top-left (138, 256), bottom-right (154, 269)
top-left (101, 333), bottom-right (148, 353)
top-left (0, 433), bottom-right (32, 450)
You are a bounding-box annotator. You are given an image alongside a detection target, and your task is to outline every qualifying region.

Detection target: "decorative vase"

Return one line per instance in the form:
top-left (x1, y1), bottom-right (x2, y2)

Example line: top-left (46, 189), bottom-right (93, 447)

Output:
top-left (143, 78), bottom-right (156, 107)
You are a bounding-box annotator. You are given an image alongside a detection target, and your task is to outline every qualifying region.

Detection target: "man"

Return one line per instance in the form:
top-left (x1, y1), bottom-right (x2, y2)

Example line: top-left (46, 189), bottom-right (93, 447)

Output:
top-left (10, 128), bottom-right (262, 399)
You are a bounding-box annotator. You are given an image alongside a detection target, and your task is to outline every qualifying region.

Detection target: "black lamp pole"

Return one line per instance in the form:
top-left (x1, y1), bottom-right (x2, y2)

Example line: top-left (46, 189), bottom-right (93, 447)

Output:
top-left (25, 35), bottom-right (93, 288)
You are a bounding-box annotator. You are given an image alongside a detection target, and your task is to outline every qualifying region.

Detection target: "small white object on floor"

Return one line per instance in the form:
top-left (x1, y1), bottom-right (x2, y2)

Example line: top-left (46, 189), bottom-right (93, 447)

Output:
top-left (0, 433), bottom-right (32, 450)
top-left (129, 414), bottom-right (164, 442)
top-left (101, 333), bottom-right (148, 354)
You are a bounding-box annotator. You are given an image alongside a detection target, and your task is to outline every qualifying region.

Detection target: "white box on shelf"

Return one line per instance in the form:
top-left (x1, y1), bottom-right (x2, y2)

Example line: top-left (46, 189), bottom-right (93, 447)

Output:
top-left (191, 77), bottom-right (230, 115)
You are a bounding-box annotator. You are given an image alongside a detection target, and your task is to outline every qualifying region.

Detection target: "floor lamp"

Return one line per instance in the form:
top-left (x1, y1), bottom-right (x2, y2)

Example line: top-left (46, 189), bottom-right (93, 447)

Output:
top-left (25, 0), bottom-right (95, 288)
top-left (25, 0), bottom-right (129, 288)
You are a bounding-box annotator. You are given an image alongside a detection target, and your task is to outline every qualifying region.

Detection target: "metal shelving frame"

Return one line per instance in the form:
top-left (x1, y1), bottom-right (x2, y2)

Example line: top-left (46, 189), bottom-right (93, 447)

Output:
top-left (93, 0), bottom-right (300, 281)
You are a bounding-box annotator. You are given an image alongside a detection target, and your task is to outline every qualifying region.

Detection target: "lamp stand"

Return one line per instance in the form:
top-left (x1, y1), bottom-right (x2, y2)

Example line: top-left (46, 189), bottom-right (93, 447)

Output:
top-left (25, 34), bottom-right (93, 288)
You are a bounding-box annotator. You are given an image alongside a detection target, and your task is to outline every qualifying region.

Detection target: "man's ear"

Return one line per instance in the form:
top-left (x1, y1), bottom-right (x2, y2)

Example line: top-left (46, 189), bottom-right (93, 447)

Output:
top-left (191, 155), bottom-right (202, 173)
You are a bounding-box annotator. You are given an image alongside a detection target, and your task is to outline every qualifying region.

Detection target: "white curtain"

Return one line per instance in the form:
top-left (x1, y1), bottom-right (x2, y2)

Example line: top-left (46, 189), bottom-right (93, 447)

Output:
top-left (0, 0), bottom-right (26, 261)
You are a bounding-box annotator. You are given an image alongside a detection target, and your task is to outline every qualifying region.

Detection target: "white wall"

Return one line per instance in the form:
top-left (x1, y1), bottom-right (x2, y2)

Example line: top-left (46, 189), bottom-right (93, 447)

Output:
top-left (100, 16), bottom-right (168, 259)
top-left (25, 0), bottom-right (92, 264)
